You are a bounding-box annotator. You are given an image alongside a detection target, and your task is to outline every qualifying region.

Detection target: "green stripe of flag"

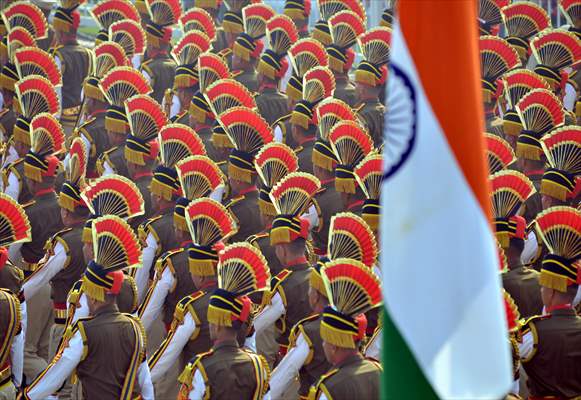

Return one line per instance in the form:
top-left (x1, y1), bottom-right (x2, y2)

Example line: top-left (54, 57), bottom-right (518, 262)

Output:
top-left (382, 307), bottom-right (440, 399)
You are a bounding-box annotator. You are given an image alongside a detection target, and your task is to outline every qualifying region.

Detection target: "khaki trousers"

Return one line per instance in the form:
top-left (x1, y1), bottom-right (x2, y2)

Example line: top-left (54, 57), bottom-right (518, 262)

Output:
top-left (24, 284), bottom-right (53, 383)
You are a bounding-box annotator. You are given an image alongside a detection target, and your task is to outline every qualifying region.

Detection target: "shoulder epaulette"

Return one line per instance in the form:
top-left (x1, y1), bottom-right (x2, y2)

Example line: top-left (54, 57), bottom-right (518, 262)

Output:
top-left (0, 109), bottom-right (9, 119)
top-left (312, 367), bottom-right (340, 394)
top-left (218, 48), bottom-right (232, 58)
top-left (78, 117), bottom-right (97, 129)
top-left (67, 280), bottom-right (83, 305)
top-left (289, 313), bottom-right (320, 350)
top-left (178, 350), bottom-right (213, 386)
top-left (22, 200), bottom-right (36, 208)
top-left (155, 248), bottom-right (185, 276)
top-left (173, 291), bottom-right (205, 322)
top-left (266, 268), bottom-right (292, 305)
top-left (225, 195), bottom-right (245, 209)
top-left (294, 146), bottom-right (304, 154)
top-left (520, 314), bottom-right (550, 335)
top-left (274, 113), bottom-right (291, 126)
top-left (49, 45), bottom-right (64, 58)
top-left (138, 215), bottom-right (163, 244)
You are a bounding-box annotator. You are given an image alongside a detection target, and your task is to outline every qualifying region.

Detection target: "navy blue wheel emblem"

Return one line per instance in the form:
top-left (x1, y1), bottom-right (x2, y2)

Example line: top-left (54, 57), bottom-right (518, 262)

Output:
top-left (382, 63), bottom-right (418, 180)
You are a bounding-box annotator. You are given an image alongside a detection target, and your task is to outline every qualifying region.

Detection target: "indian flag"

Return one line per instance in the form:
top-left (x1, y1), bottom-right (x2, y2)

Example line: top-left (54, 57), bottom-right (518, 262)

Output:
top-left (381, 1), bottom-right (512, 399)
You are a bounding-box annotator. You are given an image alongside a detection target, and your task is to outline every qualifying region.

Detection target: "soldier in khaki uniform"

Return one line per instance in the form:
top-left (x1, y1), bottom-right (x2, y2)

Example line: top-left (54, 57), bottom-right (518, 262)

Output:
top-left (0, 194), bottom-right (31, 399)
top-left (148, 198), bottom-right (237, 397)
top-left (50, 0), bottom-right (91, 136)
top-left (354, 27), bottom-right (390, 147)
top-left (308, 259), bottom-right (382, 400)
top-left (252, 172), bottom-right (320, 363)
top-left (22, 215), bottom-right (153, 400)
top-left (177, 242), bottom-right (271, 400)
top-left (0, 63), bottom-right (18, 162)
top-left (519, 206), bottom-right (581, 399)
top-left (266, 259), bottom-right (331, 400)
top-left (353, 152), bottom-right (382, 236)
top-left (140, 0), bottom-right (181, 104)
top-left (220, 0), bottom-right (252, 68)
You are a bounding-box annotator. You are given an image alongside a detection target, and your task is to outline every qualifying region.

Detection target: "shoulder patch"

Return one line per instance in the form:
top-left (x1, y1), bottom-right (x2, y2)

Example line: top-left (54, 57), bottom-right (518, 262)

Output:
top-left (173, 291), bottom-right (205, 322)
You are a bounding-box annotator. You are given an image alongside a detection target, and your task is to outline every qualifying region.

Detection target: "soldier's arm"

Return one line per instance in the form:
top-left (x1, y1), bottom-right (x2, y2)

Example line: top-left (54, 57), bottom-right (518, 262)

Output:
top-left (101, 160), bottom-right (116, 176)
top-left (138, 266), bottom-right (175, 332)
top-left (135, 232), bottom-right (159, 303)
top-left (137, 361), bottom-right (154, 400)
top-left (148, 312), bottom-right (196, 382)
top-left (23, 330), bottom-right (84, 399)
top-left (10, 314), bottom-right (24, 387)
top-left (22, 242), bottom-right (67, 299)
top-left (189, 369), bottom-right (206, 400)
top-left (253, 292), bottom-right (285, 335)
top-left (267, 332), bottom-right (310, 399)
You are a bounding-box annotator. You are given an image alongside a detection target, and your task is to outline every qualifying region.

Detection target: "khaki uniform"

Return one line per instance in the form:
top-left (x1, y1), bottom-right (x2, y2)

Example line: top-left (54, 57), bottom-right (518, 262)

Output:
top-left (357, 100), bottom-right (385, 147)
top-left (234, 69), bottom-right (259, 93)
top-left (73, 112), bottom-right (110, 178)
top-left (0, 263), bottom-right (23, 296)
top-left (334, 76), bottom-right (358, 108)
top-left (248, 232), bottom-right (284, 277)
top-left (274, 114), bottom-right (297, 149)
top-left (226, 189), bottom-right (263, 243)
top-left (0, 108), bottom-right (16, 142)
top-left (256, 87), bottom-right (289, 126)
top-left (178, 340), bottom-right (269, 400)
top-left (0, 289), bottom-right (21, 400)
top-left (309, 354), bottom-right (381, 400)
top-left (296, 137), bottom-right (316, 175)
top-left (141, 55), bottom-right (177, 105)
top-left (131, 173), bottom-right (154, 229)
top-left (502, 266), bottom-right (543, 319)
top-left (97, 144), bottom-right (129, 177)
top-left (312, 184), bottom-right (344, 255)
top-left (1, 159), bottom-right (33, 203)
top-left (521, 309), bottom-right (581, 398)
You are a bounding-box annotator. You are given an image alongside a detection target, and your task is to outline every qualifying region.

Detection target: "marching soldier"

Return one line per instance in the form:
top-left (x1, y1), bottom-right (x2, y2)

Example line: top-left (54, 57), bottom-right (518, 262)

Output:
top-left (326, 11), bottom-right (365, 108)
top-left (252, 173), bottom-right (320, 362)
top-left (123, 94), bottom-right (168, 228)
top-left (283, 0), bottom-right (311, 39)
top-left (21, 137), bottom-right (89, 384)
top-left (220, 0), bottom-right (252, 65)
top-left (354, 27), bottom-right (390, 146)
top-left (308, 259), bottom-right (382, 400)
top-left (136, 124), bottom-right (204, 302)
top-left (148, 198), bottom-right (237, 396)
top-left (221, 107), bottom-right (273, 242)
top-left (0, 63), bottom-right (18, 165)
top-left (50, 0), bottom-right (91, 136)
top-left (140, 0), bottom-right (181, 104)
top-left (138, 158), bottom-right (225, 333)
top-left (255, 14), bottom-right (297, 126)
top-left (266, 260), bottom-right (331, 400)
top-left (22, 215), bottom-right (153, 400)
top-left (177, 242), bottom-right (271, 400)
top-left (0, 193), bottom-right (31, 398)
top-left (73, 41), bottom-right (126, 179)
top-left (519, 206), bottom-right (581, 399)
top-left (353, 152), bottom-right (382, 236)
top-left (97, 66), bottom-right (152, 177)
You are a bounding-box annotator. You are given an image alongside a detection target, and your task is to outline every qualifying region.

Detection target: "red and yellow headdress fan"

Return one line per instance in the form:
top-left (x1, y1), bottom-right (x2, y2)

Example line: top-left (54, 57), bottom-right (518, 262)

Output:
top-left (515, 88), bottom-right (565, 160)
top-left (233, 4), bottom-right (274, 62)
top-left (80, 174), bottom-right (145, 243)
top-left (530, 29), bottom-right (581, 93)
top-left (319, 258), bottom-right (381, 348)
top-left (58, 137), bottom-right (88, 212)
top-left (1, 2), bottom-right (48, 44)
top-left (478, 0), bottom-right (508, 36)
top-left (144, 0), bottom-right (181, 48)
top-left (0, 193), bottom-right (31, 272)
top-left (287, 38), bottom-right (328, 103)
top-left (486, 133), bottom-right (516, 174)
top-left (355, 27), bottom-right (391, 88)
top-left (151, 123), bottom-right (206, 202)
top-left (83, 41), bottom-right (128, 104)
top-left (99, 66), bottom-right (152, 134)
top-left (535, 206), bottom-right (581, 292)
top-left (269, 172), bottom-right (321, 246)
top-left (313, 98), bottom-right (355, 171)
top-left (327, 10), bottom-right (365, 75)
top-left (540, 126), bottom-right (581, 202)
top-left (23, 113), bottom-right (65, 183)
top-left (354, 152), bottom-right (382, 231)
top-left (290, 66), bottom-right (335, 130)
top-left (257, 15), bottom-right (298, 81)
top-left (329, 120), bottom-right (373, 194)
top-left (171, 30), bottom-right (211, 91)
top-left (190, 52), bottom-right (230, 124)
top-left (185, 198), bottom-right (237, 277)
top-left (219, 106), bottom-right (273, 183)
top-left (254, 142), bottom-right (299, 217)
top-left (208, 242), bottom-right (270, 329)
top-left (501, 69), bottom-right (550, 137)
top-left (53, 0), bottom-right (85, 34)
top-left (312, 0), bottom-right (365, 46)
top-left (222, 0), bottom-right (251, 35)
top-left (175, 155), bottom-right (225, 231)
top-left (0, 29), bottom-right (36, 93)
top-left (82, 215), bottom-right (141, 301)
top-left (490, 170), bottom-right (536, 249)
top-left (560, 0), bottom-right (581, 38)
top-left (180, 8), bottom-right (216, 38)
top-left (479, 36), bottom-right (521, 108)
top-left (124, 94), bottom-right (167, 166)
top-left (109, 20), bottom-right (146, 64)
top-left (91, 0), bottom-right (140, 45)
top-left (204, 78), bottom-right (256, 118)
top-left (501, 2), bottom-right (549, 63)
top-left (13, 75), bottom-right (59, 148)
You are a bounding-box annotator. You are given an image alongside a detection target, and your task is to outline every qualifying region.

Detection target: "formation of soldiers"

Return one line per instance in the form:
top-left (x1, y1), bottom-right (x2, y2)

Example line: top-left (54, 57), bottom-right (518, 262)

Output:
top-left (0, 0), bottom-right (579, 399)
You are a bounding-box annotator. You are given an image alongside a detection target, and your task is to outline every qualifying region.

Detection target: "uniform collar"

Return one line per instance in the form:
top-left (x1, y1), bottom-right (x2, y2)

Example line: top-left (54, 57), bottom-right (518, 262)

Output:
top-left (237, 186), bottom-right (257, 196)
top-left (88, 109), bottom-right (106, 118)
top-left (94, 302), bottom-right (119, 317)
top-left (297, 135), bottom-right (316, 146)
top-left (335, 353), bottom-right (363, 368)
top-left (213, 339), bottom-right (239, 351)
top-left (547, 304), bottom-right (574, 315)
top-left (133, 171), bottom-right (153, 180)
top-left (347, 200), bottom-right (364, 211)
top-left (35, 188), bottom-right (56, 197)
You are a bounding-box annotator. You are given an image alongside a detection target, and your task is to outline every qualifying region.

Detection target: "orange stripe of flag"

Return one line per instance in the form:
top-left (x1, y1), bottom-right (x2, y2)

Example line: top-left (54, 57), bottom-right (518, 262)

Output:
top-left (399, 0), bottom-right (491, 220)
